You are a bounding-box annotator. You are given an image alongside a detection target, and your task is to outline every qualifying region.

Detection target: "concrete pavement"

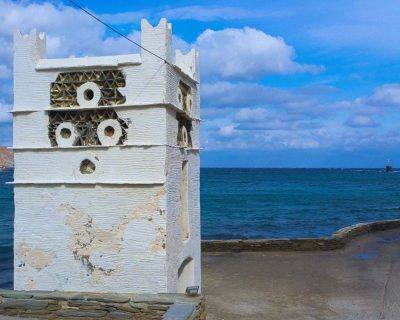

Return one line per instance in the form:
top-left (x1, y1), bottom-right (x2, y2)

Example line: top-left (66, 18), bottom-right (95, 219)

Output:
top-left (202, 229), bottom-right (400, 320)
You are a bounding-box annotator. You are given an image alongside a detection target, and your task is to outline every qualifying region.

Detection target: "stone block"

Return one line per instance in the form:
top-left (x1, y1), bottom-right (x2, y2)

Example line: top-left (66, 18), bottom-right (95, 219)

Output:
top-left (0, 298), bottom-right (48, 310)
top-left (0, 291), bottom-right (33, 299)
top-left (55, 309), bottom-right (107, 318)
top-left (162, 303), bottom-right (195, 320)
top-left (108, 311), bottom-right (134, 319)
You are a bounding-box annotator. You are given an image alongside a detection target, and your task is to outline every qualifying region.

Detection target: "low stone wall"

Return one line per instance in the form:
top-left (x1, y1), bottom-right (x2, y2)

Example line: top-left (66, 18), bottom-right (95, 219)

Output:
top-left (0, 290), bottom-right (205, 320)
top-left (202, 219), bottom-right (400, 252)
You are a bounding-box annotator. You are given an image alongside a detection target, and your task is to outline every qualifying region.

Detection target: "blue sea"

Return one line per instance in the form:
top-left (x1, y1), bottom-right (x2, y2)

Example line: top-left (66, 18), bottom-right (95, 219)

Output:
top-left (1, 168), bottom-right (400, 288)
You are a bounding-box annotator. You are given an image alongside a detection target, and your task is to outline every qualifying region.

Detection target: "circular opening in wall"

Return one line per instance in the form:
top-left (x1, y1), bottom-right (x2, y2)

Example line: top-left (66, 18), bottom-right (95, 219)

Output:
top-left (84, 89), bottom-right (94, 101)
top-left (80, 159), bottom-right (96, 174)
top-left (60, 128), bottom-right (71, 139)
top-left (104, 126), bottom-right (115, 137)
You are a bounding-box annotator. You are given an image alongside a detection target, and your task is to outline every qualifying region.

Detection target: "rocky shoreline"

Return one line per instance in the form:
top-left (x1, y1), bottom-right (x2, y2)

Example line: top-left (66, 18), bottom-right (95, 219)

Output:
top-left (0, 147), bottom-right (13, 170)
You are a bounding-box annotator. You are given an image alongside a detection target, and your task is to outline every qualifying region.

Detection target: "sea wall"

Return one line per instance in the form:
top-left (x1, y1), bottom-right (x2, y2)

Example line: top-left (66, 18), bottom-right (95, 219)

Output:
top-left (0, 290), bottom-right (205, 319)
top-left (202, 219), bottom-right (400, 252)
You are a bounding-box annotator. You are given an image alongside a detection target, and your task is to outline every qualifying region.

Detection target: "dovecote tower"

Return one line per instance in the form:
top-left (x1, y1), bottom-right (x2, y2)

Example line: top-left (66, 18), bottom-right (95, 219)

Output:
top-left (12, 19), bottom-right (200, 294)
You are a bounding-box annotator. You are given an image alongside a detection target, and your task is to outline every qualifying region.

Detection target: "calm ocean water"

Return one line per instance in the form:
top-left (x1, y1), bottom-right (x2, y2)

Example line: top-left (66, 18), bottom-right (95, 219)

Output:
top-left (1, 168), bottom-right (400, 288)
top-left (1, 169), bottom-right (14, 289)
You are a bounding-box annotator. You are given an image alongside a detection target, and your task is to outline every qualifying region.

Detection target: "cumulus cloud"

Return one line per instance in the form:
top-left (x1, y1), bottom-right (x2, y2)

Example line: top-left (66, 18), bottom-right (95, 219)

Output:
top-left (203, 123), bottom-right (324, 151)
top-left (345, 115), bottom-right (377, 128)
top-left (0, 1), bottom-right (140, 65)
top-left (0, 65), bottom-right (11, 79)
top-left (349, 83), bottom-right (400, 116)
top-left (200, 80), bottom-right (400, 151)
top-left (235, 108), bottom-right (270, 121)
top-left (362, 84), bottom-right (400, 107)
top-left (161, 6), bottom-right (266, 22)
top-left (218, 125), bottom-right (238, 137)
top-left (203, 82), bottom-right (302, 108)
top-left (0, 101), bottom-right (12, 123)
top-left (100, 5), bottom-right (270, 25)
top-left (195, 27), bottom-right (322, 79)
top-left (233, 107), bottom-right (323, 132)
top-left (202, 81), bottom-right (345, 117)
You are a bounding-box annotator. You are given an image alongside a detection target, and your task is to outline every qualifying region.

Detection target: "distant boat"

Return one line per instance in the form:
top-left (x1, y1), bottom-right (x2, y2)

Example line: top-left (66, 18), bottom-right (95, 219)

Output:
top-left (386, 160), bottom-right (393, 172)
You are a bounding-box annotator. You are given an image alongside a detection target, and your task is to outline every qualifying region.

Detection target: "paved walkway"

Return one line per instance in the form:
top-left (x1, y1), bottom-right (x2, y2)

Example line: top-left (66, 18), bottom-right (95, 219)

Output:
top-left (202, 229), bottom-right (400, 320)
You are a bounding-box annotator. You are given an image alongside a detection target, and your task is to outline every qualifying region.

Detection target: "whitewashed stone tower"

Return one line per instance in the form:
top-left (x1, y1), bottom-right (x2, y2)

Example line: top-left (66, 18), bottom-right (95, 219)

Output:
top-left (12, 19), bottom-right (200, 294)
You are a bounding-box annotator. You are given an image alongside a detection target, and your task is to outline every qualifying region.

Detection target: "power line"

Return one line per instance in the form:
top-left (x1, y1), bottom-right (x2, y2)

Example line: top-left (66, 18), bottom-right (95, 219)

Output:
top-left (66, 0), bottom-right (171, 65)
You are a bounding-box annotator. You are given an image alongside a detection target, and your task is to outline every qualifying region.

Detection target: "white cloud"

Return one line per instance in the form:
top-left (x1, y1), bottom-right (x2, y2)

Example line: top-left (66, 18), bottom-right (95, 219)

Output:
top-left (202, 82), bottom-right (343, 118)
top-left (0, 65), bottom-right (11, 79)
top-left (349, 83), bottom-right (400, 116)
top-left (345, 115), bottom-right (377, 128)
top-left (195, 27), bottom-right (322, 79)
top-left (200, 81), bottom-right (400, 151)
top-left (99, 5), bottom-right (269, 25)
top-left (0, 101), bottom-right (12, 123)
top-left (202, 82), bottom-right (299, 108)
top-left (161, 6), bottom-right (266, 22)
top-left (235, 108), bottom-right (270, 121)
top-left (233, 107), bottom-right (323, 132)
top-left (363, 84), bottom-right (400, 107)
top-left (0, 0), bottom-right (140, 64)
top-left (218, 125), bottom-right (238, 137)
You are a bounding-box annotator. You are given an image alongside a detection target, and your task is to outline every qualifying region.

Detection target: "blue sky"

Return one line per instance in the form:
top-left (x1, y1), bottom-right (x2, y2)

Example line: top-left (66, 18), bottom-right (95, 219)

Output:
top-left (1, 0), bottom-right (400, 167)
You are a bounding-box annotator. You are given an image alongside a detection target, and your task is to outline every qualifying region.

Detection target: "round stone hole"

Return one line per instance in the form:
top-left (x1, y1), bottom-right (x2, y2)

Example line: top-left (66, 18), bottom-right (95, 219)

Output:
top-left (60, 128), bottom-right (71, 139)
top-left (84, 88), bottom-right (94, 101)
top-left (80, 159), bottom-right (96, 174)
top-left (104, 126), bottom-right (115, 137)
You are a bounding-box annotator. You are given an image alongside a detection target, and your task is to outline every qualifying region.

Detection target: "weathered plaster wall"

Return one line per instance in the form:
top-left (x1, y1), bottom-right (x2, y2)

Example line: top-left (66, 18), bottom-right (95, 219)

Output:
top-left (14, 185), bottom-right (167, 293)
top-left (165, 146), bottom-right (201, 293)
top-left (13, 147), bottom-right (166, 183)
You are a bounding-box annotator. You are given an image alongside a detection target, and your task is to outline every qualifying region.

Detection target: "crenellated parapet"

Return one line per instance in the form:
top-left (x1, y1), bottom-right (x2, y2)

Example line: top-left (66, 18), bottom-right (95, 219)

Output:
top-left (175, 49), bottom-right (200, 82)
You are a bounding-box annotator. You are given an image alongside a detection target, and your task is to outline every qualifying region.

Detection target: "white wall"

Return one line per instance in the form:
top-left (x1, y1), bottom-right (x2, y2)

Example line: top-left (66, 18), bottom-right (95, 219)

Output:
top-left (14, 185), bottom-right (167, 293)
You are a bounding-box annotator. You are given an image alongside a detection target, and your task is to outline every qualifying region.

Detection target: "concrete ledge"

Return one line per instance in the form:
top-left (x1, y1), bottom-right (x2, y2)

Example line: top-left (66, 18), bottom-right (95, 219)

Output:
top-left (202, 219), bottom-right (400, 252)
top-left (0, 290), bottom-right (205, 320)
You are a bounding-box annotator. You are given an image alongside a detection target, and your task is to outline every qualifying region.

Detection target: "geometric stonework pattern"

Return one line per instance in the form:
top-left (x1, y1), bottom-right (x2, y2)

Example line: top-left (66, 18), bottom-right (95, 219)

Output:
top-left (177, 113), bottom-right (192, 148)
top-left (50, 70), bottom-right (126, 108)
top-left (48, 109), bottom-right (128, 147)
top-left (179, 81), bottom-right (191, 114)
